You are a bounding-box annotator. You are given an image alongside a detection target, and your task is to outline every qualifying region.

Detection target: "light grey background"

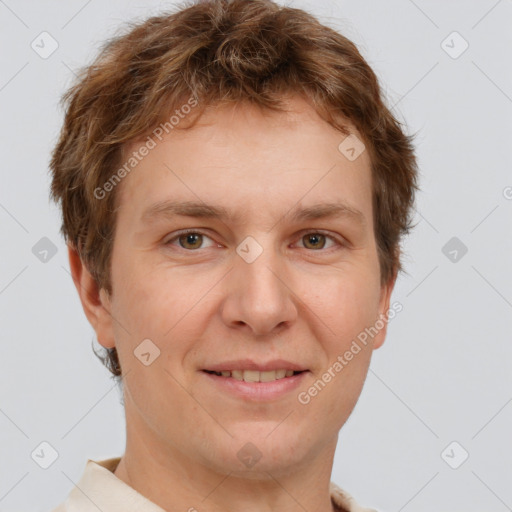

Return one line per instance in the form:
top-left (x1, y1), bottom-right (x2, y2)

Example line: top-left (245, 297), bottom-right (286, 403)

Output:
top-left (1, 1), bottom-right (511, 511)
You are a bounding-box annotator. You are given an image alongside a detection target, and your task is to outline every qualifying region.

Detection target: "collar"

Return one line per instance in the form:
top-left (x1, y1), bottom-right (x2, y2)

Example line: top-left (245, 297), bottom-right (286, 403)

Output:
top-left (55, 457), bottom-right (374, 512)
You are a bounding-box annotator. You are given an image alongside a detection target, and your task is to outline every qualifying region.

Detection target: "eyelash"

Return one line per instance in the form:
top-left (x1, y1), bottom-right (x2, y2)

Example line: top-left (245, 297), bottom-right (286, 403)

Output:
top-left (163, 229), bottom-right (345, 253)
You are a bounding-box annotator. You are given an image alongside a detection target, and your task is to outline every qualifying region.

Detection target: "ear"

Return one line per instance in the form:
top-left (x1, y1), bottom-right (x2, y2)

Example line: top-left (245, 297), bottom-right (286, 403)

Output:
top-left (67, 244), bottom-right (116, 349)
top-left (372, 268), bottom-right (398, 351)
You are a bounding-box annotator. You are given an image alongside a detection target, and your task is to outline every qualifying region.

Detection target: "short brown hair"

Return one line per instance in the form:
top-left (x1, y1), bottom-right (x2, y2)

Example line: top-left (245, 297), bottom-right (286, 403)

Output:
top-left (49, 0), bottom-right (419, 380)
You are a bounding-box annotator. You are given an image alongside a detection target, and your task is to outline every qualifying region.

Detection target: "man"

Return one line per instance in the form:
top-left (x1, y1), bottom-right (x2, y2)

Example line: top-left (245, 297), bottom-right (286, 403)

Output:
top-left (49, 0), bottom-right (419, 511)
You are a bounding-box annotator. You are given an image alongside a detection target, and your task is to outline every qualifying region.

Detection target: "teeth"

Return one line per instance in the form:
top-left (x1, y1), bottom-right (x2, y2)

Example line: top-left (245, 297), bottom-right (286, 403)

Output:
top-left (275, 369), bottom-right (286, 379)
top-left (244, 370), bottom-right (260, 382)
top-left (231, 370), bottom-right (244, 381)
top-left (260, 370), bottom-right (277, 382)
top-left (211, 369), bottom-right (300, 382)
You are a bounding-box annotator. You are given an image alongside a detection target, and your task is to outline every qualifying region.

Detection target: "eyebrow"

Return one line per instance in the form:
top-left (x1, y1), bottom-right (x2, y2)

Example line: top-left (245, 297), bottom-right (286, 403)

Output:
top-left (140, 200), bottom-right (366, 227)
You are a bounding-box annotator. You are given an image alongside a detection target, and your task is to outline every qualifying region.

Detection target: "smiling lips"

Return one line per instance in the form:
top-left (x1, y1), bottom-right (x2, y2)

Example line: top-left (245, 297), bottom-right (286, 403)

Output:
top-left (204, 369), bottom-right (303, 382)
top-left (202, 359), bottom-right (308, 383)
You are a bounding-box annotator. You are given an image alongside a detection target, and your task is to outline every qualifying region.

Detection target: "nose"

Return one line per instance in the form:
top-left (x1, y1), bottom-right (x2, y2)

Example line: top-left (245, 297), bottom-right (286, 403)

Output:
top-left (220, 241), bottom-right (298, 337)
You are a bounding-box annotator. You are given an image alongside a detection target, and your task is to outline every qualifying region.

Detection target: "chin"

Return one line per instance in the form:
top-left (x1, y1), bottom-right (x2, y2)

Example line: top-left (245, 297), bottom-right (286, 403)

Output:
top-left (206, 426), bottom-right (316, 477)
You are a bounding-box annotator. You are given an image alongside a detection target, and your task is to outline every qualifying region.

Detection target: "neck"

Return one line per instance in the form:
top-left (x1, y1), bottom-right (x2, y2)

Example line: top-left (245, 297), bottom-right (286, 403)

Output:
top-left (114, 404), bottom-right (339, 512)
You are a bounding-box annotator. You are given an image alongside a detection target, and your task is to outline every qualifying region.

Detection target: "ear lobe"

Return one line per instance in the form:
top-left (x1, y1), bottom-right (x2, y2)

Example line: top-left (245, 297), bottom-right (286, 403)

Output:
top-left (67, 244), bottom-right (116, 349)
top-left (372, 269), bottom-right (398, 350)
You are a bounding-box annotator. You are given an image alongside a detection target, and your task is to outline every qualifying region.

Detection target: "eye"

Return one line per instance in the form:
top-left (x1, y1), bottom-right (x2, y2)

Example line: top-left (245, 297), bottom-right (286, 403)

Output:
top-left (295, 231), bottom-right (342, 251)
top-left (164, 230), bottom-right (217, 250)
top-left (164, 229), bottom-right (344, 252)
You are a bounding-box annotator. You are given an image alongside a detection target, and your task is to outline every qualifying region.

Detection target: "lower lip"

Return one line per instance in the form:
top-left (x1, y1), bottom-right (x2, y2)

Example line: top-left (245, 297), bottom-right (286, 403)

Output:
top-left (201, 370), bottom-right (309, 401)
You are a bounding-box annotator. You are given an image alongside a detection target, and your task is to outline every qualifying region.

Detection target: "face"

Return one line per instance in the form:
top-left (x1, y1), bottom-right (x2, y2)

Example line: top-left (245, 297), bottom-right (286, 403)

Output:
top-left (81, 95), bottom-right (395, 477)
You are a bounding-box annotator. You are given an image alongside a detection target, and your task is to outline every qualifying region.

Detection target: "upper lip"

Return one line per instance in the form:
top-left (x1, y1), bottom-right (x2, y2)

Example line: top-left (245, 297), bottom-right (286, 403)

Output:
top-left (203, 359), bottom-right (308, 372)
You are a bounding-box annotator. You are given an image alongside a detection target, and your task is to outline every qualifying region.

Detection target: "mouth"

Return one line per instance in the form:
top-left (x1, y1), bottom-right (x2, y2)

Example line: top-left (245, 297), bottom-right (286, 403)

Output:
top-left (202, 369), bottom-right (306, 383)
top-left (201, 368), bottom-right (309, 401)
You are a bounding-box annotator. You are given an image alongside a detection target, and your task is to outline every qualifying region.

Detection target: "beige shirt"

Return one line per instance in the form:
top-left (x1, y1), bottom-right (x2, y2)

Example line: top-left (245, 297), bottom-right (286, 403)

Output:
top-left (50, 457), bottom-right (377, 512)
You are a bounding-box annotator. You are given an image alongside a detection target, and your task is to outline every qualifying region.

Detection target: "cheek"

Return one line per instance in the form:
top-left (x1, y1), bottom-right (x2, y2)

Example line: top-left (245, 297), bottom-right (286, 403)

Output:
top-left (303, 275), bottom-right (379, 422)
top-left (110, 244), bottom-right (168, 326)
top-left (109, 262), bottom-right (215, 360)
top-left (306, 267), bottom-right (382, 343)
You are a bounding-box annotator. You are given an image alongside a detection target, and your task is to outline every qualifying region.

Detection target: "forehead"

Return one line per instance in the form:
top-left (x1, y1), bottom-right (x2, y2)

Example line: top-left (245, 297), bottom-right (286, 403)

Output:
top-left (116, 96), bottom-right (373, 226)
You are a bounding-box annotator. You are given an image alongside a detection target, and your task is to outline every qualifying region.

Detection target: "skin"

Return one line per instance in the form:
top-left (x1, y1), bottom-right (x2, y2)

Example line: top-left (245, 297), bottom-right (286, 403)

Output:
top-left (69, 95), bottom-right (396, 512)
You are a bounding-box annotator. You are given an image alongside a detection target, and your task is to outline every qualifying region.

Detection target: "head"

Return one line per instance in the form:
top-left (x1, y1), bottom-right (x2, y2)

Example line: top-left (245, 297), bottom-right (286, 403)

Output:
top-left (50, 0), bottom-right (418, 474)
